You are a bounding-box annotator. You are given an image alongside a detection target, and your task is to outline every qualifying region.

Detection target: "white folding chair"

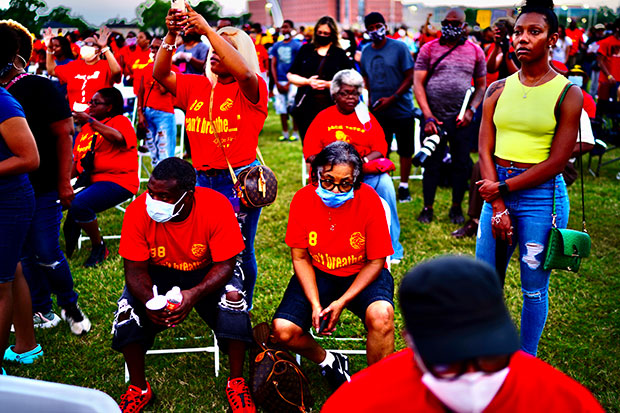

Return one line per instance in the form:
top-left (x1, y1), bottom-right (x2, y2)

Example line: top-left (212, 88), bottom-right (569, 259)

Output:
top-left (124, 332), bottom-right (220, 382)
top-left (174, 108), bottom-right (186, 158)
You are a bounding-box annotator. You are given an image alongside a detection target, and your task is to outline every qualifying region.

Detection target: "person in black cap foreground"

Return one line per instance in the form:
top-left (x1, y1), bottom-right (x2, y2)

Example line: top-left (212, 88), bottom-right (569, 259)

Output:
top-left (322, 255), bottom-right (603, 412)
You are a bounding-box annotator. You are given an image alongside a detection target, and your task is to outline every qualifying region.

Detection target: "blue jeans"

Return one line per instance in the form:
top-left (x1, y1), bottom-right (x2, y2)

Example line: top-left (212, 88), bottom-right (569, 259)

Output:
top-left (144, 107), bottom-right (176, 163)
top-left (66, 181), bottom-right (133, 224)
top-left (196, 160), bottom-right (262, 308)
top-left (0, 181), bottom-right (34, 283)
top-left (476, 166), bottom-right (569, 356)
top-left (363, 173), bottom-right (403, 260)
top-left (21, 191), bottom-right (78, 313)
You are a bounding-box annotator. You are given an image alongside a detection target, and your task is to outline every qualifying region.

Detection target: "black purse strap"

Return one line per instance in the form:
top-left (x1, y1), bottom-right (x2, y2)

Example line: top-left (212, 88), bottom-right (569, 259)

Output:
top-left (424, 42), bottom-right (461, 87)
top-left (552, 83), bottom-right (587, 232)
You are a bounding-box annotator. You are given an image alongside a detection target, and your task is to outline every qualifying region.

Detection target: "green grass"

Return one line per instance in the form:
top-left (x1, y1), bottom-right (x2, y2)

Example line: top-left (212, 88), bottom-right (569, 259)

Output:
top-left (7, 107), bottom-right (620, 412)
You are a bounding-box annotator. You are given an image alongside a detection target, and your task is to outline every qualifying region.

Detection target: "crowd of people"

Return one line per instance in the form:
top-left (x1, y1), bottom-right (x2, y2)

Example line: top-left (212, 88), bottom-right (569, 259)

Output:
top-left (0, 0), bottom-right (615, 411)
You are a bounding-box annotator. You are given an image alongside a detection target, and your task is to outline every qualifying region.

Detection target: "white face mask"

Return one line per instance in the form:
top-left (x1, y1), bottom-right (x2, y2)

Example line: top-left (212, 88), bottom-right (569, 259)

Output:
top-left (80, 46), bottom-right (98, 61)
top-left (145, 192), bottom-right (187, 223)
top-left (422, 368), bottom-right (510, 413)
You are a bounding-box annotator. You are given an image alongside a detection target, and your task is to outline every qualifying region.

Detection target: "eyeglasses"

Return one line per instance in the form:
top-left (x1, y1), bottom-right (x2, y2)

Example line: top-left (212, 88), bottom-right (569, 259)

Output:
top-left (88, 99), bottom-right (106, 106)
top-left (424, 355), bottom-right (511, 380)
top-left (441, 20), bottom-right (464, 28)
top-left (320, 178), bottom-right (354, 193)
top-left (336, 90), bottom-right (361, 99)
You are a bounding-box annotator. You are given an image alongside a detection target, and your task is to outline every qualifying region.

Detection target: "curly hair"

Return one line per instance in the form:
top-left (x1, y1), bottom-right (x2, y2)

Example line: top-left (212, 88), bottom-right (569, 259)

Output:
top-left (0, 19), bottom-right (33, 61)
top-left (311, 141), bottom-right (364, 190)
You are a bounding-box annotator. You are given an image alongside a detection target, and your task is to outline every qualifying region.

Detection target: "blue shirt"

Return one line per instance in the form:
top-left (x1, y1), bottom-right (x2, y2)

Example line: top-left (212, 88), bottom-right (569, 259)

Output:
top-left (0, 88), bottom-right (30, 189)
top-left (269, 39), bottom-right (302, 81)
top-left (360, 38), bottom-right (415, 118)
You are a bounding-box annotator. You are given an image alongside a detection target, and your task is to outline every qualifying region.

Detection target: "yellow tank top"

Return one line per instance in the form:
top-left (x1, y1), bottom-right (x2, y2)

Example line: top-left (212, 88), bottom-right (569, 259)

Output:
top-left (493, 72), bottom-right (570, 164)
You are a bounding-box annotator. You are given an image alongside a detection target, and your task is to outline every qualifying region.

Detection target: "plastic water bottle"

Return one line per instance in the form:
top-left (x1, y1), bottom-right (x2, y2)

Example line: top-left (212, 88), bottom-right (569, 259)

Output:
top-left (165, 286), bottom-right (183, 311)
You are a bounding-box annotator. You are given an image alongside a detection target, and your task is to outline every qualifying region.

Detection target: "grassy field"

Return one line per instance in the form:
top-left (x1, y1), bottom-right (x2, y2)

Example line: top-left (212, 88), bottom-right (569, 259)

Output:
top-left (6, 107), bottom-right (620, 412)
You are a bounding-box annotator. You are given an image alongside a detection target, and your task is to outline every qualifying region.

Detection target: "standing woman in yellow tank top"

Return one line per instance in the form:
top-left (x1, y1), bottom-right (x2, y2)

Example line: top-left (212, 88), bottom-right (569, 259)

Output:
top-left (475, 0), bottom-right (582, 357)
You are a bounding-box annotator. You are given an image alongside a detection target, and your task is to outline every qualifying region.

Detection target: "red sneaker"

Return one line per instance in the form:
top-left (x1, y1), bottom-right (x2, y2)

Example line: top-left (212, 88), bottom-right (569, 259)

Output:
top-left (226, 377), bottom-right (256, 413)
top-left (119, 382), bottom-right (153, 413)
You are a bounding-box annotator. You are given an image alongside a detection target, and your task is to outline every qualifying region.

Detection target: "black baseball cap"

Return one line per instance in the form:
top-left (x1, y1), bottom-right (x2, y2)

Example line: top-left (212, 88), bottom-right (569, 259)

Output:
top-left (399, 255), bottom-right (519, 365)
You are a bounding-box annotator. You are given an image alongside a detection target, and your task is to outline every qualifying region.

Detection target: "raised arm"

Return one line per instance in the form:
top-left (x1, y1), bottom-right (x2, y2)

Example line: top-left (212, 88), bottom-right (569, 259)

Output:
top-left (0, 117), bottom-right (39, 176)
top-left (96, 27), bottom-right (122, 84)
top-left (182, 3), bottom-right (260, 103)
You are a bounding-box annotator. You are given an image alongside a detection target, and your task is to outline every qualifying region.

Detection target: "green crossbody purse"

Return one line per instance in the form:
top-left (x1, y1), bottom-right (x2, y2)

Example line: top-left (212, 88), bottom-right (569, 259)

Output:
top-left (543, 102), bottom-right (591, 272)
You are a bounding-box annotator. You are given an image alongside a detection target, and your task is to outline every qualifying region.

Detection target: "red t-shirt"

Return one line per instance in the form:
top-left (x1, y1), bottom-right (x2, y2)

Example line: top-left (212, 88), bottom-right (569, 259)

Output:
top-left (565, 28), bottom-right (584, 56)
top-left (255, 43), bottom-right (269, 73)
top-left (55, 59), bottom-right (113, 111)
top-left (139, 63), bottom-right (179, 113)
top-left (322, 349), bottom-right (604, 412)
top-left (73, 115), bottom-right (139, 194)
top-left (286, 183), bottom-right (392, 277)
top-left (119, 187), bottom-right (244, 270)
top-left (582, 90), bottom-right (596, 118)
top-left (597, 35), bottom-right (620, 82)
top-left (303, 105), bottom-right (387, 161)
top-left (129, 49), bottom-right (152, 95)
top-left (175, 74), bottom-right (268, 170)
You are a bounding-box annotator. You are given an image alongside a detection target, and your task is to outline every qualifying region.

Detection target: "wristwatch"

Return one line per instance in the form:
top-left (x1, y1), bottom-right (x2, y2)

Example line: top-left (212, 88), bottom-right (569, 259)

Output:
top-left (498, 180), bottom-right (510, 198)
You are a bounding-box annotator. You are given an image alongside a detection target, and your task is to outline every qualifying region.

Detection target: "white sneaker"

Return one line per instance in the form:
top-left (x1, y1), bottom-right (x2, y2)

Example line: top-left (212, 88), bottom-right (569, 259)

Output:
top-left (33, 311), bottom-right (61, 329)
top-left (61, 304), bottom-right (91, 335)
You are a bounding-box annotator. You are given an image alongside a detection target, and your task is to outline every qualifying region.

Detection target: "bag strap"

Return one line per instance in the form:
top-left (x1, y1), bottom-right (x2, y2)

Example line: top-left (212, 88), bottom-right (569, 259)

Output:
top-left (552, 83), bottom-right (587, 232)
top-left (424, 42), bottom-right (461, 86)
top-left (208, 84), bottom-right (269, 184)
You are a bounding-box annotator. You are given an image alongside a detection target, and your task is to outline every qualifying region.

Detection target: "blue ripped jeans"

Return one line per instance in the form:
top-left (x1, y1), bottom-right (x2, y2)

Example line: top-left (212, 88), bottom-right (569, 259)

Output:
top-left (196, 160), bottom-right (262, 309)
top-left (476, 166), bottom-right (569, 356)
top-left (21, 191), bottom-right (78, 313)
top-left (144, 107), bottom-right (176, 164)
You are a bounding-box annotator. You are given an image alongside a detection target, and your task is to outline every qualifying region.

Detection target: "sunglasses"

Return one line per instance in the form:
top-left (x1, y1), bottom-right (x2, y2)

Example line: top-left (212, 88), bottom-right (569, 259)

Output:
top-left (441, 20), bottom-right (464, 28)
top-left (424, 354), bottom-right (511, 380)
top-left (319, 178), bottom-right (354, 193)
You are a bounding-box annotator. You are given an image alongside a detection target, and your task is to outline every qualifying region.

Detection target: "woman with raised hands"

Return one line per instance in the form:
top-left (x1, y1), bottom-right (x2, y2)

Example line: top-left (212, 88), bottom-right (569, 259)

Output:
top-left (154, 3), bottom-right (268, 411)
top-left (46, 27), bottom-right (122, 112)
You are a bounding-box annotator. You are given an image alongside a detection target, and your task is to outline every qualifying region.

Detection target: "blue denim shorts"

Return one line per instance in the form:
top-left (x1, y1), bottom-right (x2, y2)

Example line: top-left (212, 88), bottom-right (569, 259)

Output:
top-left (273, 267), bottom-right (394, 332)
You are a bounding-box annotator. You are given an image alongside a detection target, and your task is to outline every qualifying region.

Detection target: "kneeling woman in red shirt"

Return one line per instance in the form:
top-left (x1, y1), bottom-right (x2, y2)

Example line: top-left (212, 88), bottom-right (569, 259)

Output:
top-left (272, 141), bottom-right (395, 392)
top-left (66, 87), bottom-right (138, 267)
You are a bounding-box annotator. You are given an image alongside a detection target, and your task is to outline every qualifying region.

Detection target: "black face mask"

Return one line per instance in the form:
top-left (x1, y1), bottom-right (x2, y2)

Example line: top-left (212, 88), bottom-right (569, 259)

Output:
top-left (315, 35), bottom-right (331, 46)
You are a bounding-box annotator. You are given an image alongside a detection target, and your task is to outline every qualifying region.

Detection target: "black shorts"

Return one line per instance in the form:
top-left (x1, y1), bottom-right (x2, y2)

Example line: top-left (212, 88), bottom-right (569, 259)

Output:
top-left (273, 267), bottom-right (394, 332)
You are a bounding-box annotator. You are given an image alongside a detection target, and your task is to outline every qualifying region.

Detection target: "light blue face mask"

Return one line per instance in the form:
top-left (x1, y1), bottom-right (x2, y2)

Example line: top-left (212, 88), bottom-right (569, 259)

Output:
top-left (315, 184), bottom-right (354, 208)
top-left (568, 75), bottom-right (584, 88)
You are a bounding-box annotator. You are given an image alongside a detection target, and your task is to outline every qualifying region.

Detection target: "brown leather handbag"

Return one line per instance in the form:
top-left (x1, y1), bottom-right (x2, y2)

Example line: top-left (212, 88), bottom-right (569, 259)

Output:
top-left (249, 323), bottom-right (314, 413)
top-left (209, 87), bottom-right (278, 208)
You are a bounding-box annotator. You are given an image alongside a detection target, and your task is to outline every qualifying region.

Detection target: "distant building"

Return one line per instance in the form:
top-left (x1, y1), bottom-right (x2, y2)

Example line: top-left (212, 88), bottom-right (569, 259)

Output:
top-left (247, 0), bottom-right (403, 29)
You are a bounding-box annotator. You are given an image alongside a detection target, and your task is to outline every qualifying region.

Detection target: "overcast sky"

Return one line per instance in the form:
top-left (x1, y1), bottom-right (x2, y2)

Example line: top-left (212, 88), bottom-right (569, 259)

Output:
top-left (0, 0), bottom-right (246, 26)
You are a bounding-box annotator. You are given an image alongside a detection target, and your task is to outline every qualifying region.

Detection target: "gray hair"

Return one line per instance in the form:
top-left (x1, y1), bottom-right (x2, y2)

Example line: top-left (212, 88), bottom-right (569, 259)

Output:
top-left (330, 69), bottom-right (364, 98)
top-left (311, 141), bottom-right (363, 189)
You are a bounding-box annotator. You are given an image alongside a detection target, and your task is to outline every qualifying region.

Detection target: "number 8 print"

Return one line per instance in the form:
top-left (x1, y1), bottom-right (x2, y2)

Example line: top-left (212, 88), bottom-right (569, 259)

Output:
top-left (309, 231), bottom-right (318, 246)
